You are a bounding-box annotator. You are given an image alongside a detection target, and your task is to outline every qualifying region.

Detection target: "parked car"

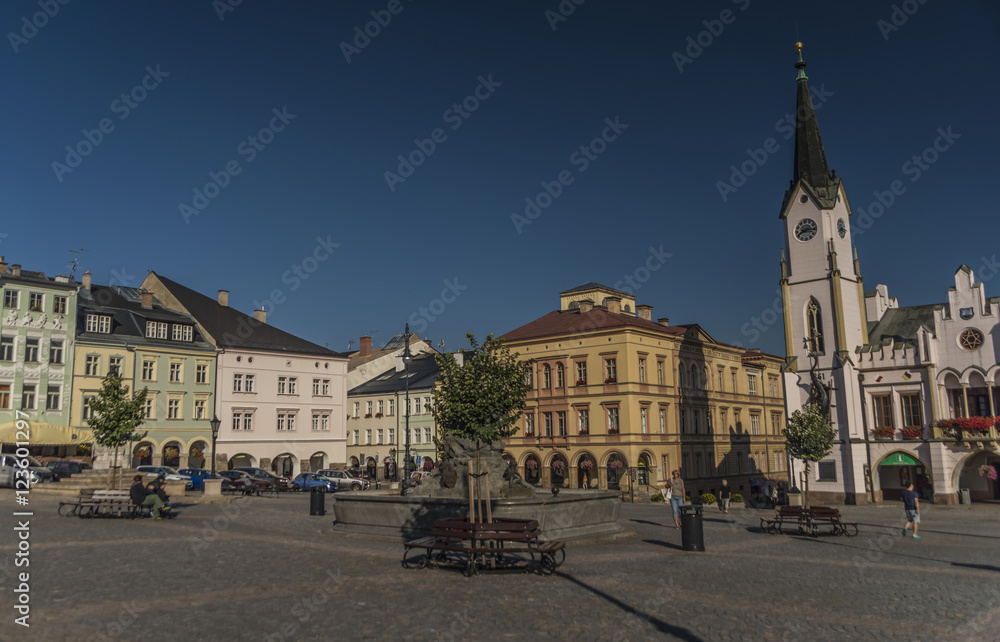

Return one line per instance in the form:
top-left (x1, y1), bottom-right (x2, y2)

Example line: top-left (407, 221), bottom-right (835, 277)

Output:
top-left (0, 454), bottom-right (55, 487)
top-left (136, 465), bottom-right (194, 490)
top-left (178, 468), bottom-right (219, 490)
top-left (218, 470), bottom-right (257, 494)
top-left (232, 467), bottom-right (296, 491)
top-left (316, 469), bottom-right (369, 491)
top-left (46, 460), bottom-right (87, 479)
top-left (292, 473), bottom-right (336, 492)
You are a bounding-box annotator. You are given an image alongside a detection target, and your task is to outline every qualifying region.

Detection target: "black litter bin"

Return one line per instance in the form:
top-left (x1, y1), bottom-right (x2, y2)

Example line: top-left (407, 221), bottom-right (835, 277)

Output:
top-left (310, 486), bottom-right (326, 516)
top-left (679, 505), bottom-right (704, 551)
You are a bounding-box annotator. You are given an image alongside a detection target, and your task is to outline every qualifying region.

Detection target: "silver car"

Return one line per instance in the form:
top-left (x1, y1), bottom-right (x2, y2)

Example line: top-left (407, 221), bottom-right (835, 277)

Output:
top-left (137, 465), bottom-right (194, 490)
top-left (317, 469), bottom-right (369, 491)
top-left (0, 454), bottom-right (55, 487)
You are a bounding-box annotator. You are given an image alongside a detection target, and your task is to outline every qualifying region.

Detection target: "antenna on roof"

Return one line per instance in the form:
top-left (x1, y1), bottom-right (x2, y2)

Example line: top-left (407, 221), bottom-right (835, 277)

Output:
top-left (346, 340), bottom-right (354, 351)
top-left (67, 249), bottom-right (88, 279)
top-left (438, 339), bottom-right (446, 353)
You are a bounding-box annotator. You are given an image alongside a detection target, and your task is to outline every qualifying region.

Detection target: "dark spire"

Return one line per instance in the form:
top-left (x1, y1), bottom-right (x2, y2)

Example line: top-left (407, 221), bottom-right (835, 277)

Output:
top-left (786, 43), bottom-right (840, 210)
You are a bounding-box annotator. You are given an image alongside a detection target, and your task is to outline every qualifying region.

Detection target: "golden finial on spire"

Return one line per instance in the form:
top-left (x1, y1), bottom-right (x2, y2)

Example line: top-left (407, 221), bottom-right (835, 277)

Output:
top-left (795, 42), bottom-right (803, 52)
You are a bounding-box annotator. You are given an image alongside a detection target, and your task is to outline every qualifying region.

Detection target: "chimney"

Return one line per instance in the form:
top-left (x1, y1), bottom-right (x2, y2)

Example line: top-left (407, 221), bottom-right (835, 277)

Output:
top-left (11, 264), bottom-right (21, 277)
top-left (254, 309), bottom-right (267, 324)
top-left (578, 299), bottom-right (594, 313)
top-left (657, 318), bottom-right (671, 326)
top-left (0, 257), bottom-right (6, 275)
top-left (637, 304), bottom-right (653, 321)
top-left (141, 291), bottom-right (153, 309)
top-left (82, 270), bottom-right (92, 291)
top-left (218, 290), bottom-right (229, 307)
top-left (605, 297), bottom-right (621, 314)
top-left (359, 336), bottom-right (372, 357)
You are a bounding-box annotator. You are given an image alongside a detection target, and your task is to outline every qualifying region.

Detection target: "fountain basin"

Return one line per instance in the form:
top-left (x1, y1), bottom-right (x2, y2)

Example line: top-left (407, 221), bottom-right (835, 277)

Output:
top-left (332, 491), bottom-right (622, 541)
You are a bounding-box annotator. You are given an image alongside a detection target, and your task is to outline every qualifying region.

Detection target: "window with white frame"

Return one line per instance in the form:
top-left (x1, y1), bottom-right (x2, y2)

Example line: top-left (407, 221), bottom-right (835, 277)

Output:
top-left (169, 362), bottom-right (182, 383)
top-left (607, 407), bottom-right (619, 433)
top-left (544, 412), bottom-right (552, 437)
top-left (145, 321), bottom-right (167, 339)
top-left (4, 290), bottom-right (19, 309)
top-left (109, 356), bottom-right (123, 376)
top-left (288, 377), bottom-right (297, 394)
top-left (144, 398), bottom-right (154, 419)
top-left (46, 386), bottom-right (60, 410)
top-left (245, 374), bottom-right (255, 393)
top-left (413, 428), bottom-right (421, 444)
top-left (322, 379), bottom-right (330, 396)
top-left (378, 400), bottom-right (384, 416)
top-left (24, 338), bottom-right (39, 362)
top-left (363, 429), bottom-right (370, 444)
top-left (82, 394), bottom-right (95, 420)
top-left (0, 336), bottom-right (13, 361)
top-left (657, 360), bottom-right (664, 385)
top-left (578, 409), bottom-right (589, 435)
top-left (29, 292), bottom-right (43, 311)
top-left (142, 360), bottom-right (156, 381)
top-left (747, 372), bottom-right (757, 395)
top-left (167, 399), bottom-right (180, 419)
top-left (731, 371), bottom-right (737, 393)
top-left (172, 325), bottom-right (193, 341)
top-left (234, 374), bottom-right (244, 392)
top-left (377, 429), bottom-right (384, 444)
top-left (53, 296), bottom-right (67, 314)
top-left (556, 363), bottom-right (565, 387)
top-left (423, 397), bottom-right (431, 412)
top-left (525, 413), bottom-right (535, 436)
top-left (353, 402), bottom-right (359, 418)
top-left (85, 354), bottom-right (100, 376)
top-left (543, 364), bottom-right (551, 389)
top-left (312, 414), bottom-right (320, 431)
top-left (718, 368), bottom-right (725, 391)
top-left (388, 399), bottom-right (394, 415)
top-left (196, 363), bottom-right (208, 384)
top-left (0, 384), bottom-right (10, 409)
top-left (576, 361), bottom-right (587, 385)
top-left (557, 411), bottom-right (567, 436)
top-left (387, 428), bottom-right (394, 443)
top-left (659, 408), bottom-right (666, 434)
top-left (604, 358), bottom-right (617, 382)
top-left (750, 413), bottom-right (760, 435)
top-left (366, 401), bottom-right (372, 416)
top-left (321, 414), bottom-right (329, 431)
top-left (313, 379), bottom-right (321, 395)
top-left (194, 399), bottom-right (206, 420)
top-left (639, 358), bottom-right (646, 384)
top-left (278, 377), bottom-right (287, 395)
top-left (424, 427), bottom-right (431, 443)
top-left (352, 430), bottom-right (359, 445)
top-left (641, 407), bottom-right (648, 433)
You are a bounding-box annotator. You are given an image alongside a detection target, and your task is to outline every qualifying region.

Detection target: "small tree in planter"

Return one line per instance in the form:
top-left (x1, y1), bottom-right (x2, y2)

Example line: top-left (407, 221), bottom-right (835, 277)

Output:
top-left (87, 373), bottom-right (148, 489)
top-left (783, 403), bottom-right (835, 508)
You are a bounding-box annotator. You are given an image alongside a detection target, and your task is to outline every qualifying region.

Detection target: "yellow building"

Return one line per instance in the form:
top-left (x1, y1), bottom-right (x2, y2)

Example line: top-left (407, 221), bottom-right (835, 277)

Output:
top-left (500, 283), bottom-right (788, 501)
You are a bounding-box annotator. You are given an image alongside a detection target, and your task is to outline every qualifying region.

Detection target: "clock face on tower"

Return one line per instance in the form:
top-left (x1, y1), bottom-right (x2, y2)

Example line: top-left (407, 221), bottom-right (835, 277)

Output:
top-left (794, 218), bottom-right (818, 241)
top-left (837, 219), bottom-right (846, 238)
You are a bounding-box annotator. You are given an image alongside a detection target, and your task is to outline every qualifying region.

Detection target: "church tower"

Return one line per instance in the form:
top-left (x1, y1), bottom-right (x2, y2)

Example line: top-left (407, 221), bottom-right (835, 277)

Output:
top-left (779, 44), bottom-right (870, 503)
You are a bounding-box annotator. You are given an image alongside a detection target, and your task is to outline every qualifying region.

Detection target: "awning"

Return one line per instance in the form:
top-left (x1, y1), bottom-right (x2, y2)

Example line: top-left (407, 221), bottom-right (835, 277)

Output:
top-left (0, 421), bottom-right (94, 445)
top-left (881, 452), bottom-right (920, 466)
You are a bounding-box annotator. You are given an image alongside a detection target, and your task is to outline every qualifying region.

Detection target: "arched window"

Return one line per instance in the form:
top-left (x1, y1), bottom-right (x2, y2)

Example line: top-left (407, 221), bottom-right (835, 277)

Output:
top-left (678, 367), bottom-right (685, 388)
top-left (543, 364), bottom-right (551, 389)
top-left (807, 298), bottom-right (825, 353)
top-left (556, 363), bottom-right (565, 388)
top-left (690, 364), bottom-right (699, 390)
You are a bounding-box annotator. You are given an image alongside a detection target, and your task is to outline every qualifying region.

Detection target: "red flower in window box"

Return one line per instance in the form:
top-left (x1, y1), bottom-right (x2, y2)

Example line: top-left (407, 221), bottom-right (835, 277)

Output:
top-left (576, 379), bottom-right (586, 386)
top-left (900, 428), bottom-right (923, 439)
top-left (872, 427), bottom-right (895, 439)
top-left (934, 416), bottom-right (998, 434)
top-left (608, 428), bottom-right (619, 435)
top-left (604, 377), bottom-right (616, 384)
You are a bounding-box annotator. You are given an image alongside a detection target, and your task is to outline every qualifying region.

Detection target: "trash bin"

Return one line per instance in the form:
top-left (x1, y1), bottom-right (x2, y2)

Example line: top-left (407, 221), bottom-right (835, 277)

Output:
top-left (310, 486), bottom-right (326, 516)
top-left (787, 491), bottom-right (803, 507)
top-left (679, 505), bottom-right (705, 552)
top-left (960, 488), bottom-right (971, 505)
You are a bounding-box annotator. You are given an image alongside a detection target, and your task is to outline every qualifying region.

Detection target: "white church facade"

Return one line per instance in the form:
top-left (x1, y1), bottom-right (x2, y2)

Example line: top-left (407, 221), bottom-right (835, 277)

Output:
top-left (778, 44), bottom-right (999, 505)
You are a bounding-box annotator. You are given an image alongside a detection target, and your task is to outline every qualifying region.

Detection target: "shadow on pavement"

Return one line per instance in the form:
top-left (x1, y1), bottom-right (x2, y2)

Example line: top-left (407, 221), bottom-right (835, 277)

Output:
top-left (642, 538), bottom-right (684, 551)
top-left (951, 562), bottom-right (1000, 573)
top-left (630, 519), bottom-right (669, 527)
top-left (555, 571), bottom-right (703, 641)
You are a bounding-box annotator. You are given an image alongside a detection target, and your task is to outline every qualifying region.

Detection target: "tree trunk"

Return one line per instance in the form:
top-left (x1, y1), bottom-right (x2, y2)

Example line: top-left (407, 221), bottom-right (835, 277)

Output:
top-left (803, 461), bottom-right (811, 509)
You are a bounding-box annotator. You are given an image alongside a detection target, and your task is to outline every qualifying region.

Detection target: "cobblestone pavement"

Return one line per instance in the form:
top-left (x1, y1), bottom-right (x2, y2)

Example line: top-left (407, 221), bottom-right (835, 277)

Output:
top-left (1, 491), bottom-right (998, 641)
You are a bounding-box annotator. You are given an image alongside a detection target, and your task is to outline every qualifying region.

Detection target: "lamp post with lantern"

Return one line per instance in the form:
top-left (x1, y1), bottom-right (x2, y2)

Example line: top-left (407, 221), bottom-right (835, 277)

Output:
top-left (210, 416), bottom-right (221, 476)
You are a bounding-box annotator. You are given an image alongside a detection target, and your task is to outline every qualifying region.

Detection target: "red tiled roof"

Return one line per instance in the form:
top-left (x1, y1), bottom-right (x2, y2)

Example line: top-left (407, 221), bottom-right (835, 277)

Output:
top-left (500, 309), bottom-right (686, 342)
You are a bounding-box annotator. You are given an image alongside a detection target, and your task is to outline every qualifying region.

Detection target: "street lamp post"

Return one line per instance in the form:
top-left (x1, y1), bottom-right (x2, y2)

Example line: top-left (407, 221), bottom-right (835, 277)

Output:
top-left (401, 324), bottom-right (412, 496)
top-left (210, 416), bottom-right (221, 476)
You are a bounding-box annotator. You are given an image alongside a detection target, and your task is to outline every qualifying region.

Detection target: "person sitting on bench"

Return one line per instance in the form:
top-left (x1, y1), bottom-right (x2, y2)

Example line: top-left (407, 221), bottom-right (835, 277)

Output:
top-left (130, 475), bottom-right (169, 518)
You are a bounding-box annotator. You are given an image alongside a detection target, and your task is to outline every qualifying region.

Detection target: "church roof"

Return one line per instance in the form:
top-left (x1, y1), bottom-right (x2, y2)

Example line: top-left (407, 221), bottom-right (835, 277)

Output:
top-left (501, 308), bottom-right (685, 343)
top-left (780, 43), bottom-right (842, 214)
top-left (861, 303), bottom-right (943, 351)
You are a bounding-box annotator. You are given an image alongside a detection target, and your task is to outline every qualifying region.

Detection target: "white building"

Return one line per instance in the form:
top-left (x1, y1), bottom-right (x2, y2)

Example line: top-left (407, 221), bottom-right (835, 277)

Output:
top-left (778, 45), bottom-right (999, 504)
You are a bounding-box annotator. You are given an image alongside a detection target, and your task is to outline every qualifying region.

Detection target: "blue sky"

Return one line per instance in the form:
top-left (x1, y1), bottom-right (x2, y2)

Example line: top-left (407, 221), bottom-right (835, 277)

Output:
top-left (2, 1), bottom-right (998, 356)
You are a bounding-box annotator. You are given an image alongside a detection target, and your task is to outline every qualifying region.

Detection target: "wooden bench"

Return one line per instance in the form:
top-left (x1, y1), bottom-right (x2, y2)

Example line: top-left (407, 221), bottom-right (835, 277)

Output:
top-left (58, 489), bottom-right (156, 519)
top-left (804, 506), bottom-right (858, 537)
top-left (403, 518), bottom-right (566, 576)
top-left (761, 505), bottom-right (857, 537)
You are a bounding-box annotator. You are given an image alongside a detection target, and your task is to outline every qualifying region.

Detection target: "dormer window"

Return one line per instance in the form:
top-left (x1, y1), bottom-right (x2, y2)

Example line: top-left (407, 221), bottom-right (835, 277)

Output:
top-left (146, 321), bottom-right (168, 339)
top-left (86, 314), bottom-right (111, 334)
top-left (171, 324), bottom-right (193, 341)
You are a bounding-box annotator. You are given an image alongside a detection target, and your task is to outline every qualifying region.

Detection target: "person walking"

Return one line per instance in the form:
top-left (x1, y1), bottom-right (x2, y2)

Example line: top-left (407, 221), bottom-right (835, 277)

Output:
top-left (667, 470), bottom-right (685, 529)
top-left (719, 479), bottom-right (732, 514)
top-left (902, 480), bottom-right (921, 539)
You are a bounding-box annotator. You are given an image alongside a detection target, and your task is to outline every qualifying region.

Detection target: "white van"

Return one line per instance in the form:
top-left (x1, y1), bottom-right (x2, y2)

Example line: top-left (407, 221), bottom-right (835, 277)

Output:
top-left (0, 453), bottom-right (55, 487)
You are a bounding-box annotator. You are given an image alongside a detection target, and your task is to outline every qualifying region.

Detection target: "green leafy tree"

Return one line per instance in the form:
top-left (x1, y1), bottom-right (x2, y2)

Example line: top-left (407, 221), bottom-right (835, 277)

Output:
top-left (782, 403), bottom-right (836, 508)
top-left (431, 333), bottom-right (533, 443)
top-left (86, 373), bottom-right (148, 489)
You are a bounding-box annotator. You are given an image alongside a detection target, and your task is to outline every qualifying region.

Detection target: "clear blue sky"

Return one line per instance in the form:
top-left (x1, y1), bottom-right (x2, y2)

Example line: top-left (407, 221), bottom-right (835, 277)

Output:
top-left (2, 1), bottom-right (997, 356)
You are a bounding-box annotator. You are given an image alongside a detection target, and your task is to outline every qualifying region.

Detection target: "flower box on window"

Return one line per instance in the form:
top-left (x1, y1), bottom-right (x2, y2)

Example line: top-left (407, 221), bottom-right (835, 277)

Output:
top-left (608, 428), bottom-right (619, 435)
top-left (579, 460), bottom-right (594, 469)
top-left (575, 379), bottom-right (586, 386)
top-left (375, 413), bottom-right (383, 418)
top-left (872, 428), bottom-right (895, 440)
top-left (604, 377), bottom-right (616, 384)
top-left (900, 428), bottom-right (923, 440)
top-left (364, 413), bottom-right (373, 418)
top-left (934, 416), bottom-right (998, 434)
